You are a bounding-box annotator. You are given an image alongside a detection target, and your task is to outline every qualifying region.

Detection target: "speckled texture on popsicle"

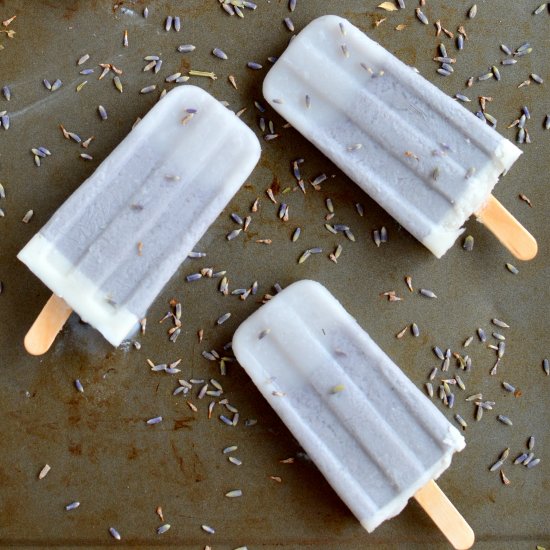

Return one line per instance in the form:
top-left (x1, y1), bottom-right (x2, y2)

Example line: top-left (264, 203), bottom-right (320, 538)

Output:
top-left (263, 15), bottom-right (522, 257)
top-left (233, 280), bottom-right (465, 532)
top-left (18, 86), bottom-right (261, 346)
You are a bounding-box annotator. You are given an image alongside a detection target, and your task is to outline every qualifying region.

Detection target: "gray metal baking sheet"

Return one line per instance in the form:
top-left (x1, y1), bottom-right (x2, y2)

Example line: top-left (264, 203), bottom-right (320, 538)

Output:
top-left (0, 1), bottom-right (548, 548)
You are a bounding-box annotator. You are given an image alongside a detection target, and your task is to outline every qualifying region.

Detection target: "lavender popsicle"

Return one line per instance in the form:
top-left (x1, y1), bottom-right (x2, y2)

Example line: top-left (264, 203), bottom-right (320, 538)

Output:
top-left (18, 86), bottom-right (261, 347)
top-left (233, 280), bottom-right (469, 543)
top-left (263, 15), bottom-right (529, 258)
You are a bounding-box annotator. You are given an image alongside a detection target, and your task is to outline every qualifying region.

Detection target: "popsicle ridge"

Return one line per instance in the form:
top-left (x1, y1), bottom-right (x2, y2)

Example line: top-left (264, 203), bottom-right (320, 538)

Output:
top-left (280, 48), bottom-right (488, 206)
top-left (70, 109), bottom-right (237, 305)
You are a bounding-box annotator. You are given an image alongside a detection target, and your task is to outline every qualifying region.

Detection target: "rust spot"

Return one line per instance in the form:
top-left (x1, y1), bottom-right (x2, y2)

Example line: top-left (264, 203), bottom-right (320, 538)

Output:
top-left (270, 175), bottom-right (281, 195)
top-left (68, 414), bottom-right (81, 426)
top-left (191, 443), bottom-right (205, 482)
top-left (193, 461), bottom-right (205, 482)
top-left (68, 443), bottom-right (82, 456)
top-left (62, 1), bottom-right (80, 20)
top-left (170, 440), bottom-right (186, 475)
top-left (127, 446), bottom-right (140, 460)
top-left (179, 59), bottom-right (191, 74)
top-left (87, 444), bottom-right (98, 464)
top-left (0, 466), bottom-right (9, 485)
top-left (173, 416), bottom-right (195, 430)
top-left (258, 156), bottom-right (280, 174)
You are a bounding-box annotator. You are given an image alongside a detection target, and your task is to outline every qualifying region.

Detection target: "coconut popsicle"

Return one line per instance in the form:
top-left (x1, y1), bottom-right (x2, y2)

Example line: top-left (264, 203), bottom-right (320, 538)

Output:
top-left (263, 15), bottom-right (536, 259)
top-left (232, 280), bottom-right (472, 547)
top-left (18, 85), bottom-right (261, 349)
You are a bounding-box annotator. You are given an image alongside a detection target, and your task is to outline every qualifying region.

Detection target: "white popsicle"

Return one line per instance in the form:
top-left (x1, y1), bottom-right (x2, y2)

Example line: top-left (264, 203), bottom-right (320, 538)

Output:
top-left (19, 86), bottom-right (261, 347)
top-left (233, 280), bottom-right (468, 538)
top-left (263, 15), bottom-right (525, 258)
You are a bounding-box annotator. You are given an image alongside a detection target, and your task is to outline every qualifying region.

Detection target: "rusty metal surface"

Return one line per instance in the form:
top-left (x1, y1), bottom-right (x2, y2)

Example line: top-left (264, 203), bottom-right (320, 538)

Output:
top-left (0, 1), bottom-right (548, 548)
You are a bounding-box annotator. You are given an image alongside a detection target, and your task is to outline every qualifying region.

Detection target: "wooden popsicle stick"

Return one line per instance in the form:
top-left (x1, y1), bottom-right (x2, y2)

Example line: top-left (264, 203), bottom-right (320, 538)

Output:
top-left (24, 294), bottom-right (73, 355)
top-left (414, 479), bottom-right (475, 550)
top-left (476, 194), bottom-right (538, 261)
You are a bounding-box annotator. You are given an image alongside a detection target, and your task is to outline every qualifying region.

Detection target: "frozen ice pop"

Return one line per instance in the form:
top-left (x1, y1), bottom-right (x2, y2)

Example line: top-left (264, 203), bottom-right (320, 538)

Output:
top-left (18, 85), bottom-right (261, 350)
top-left (263, 15), bottom-right (536, 259)
top-left (233, 280), bottom-right (473, 548)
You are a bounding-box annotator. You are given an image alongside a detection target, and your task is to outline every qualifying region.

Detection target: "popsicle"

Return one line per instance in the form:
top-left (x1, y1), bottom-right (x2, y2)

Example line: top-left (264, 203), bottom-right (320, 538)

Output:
top-left (18, 85), bottom-right (261, 352)
top-left (232, 280), bottom-right (473, 549)
top-left (263, 15), bottom-right (537, 260)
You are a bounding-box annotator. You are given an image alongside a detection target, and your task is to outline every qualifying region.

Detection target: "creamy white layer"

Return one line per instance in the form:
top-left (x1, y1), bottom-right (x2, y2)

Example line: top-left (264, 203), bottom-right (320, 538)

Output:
top-left (263, 15), bottom-right (522, 257)
top-left (233, 280), bottom-right (465, 533)
top-left (18, 234), bottom-right (139, 346)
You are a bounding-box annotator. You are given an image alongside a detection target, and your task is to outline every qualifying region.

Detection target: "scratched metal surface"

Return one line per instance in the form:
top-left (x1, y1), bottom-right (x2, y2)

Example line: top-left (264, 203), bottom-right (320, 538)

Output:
top-left (0, 0), bottom-right (548, 548)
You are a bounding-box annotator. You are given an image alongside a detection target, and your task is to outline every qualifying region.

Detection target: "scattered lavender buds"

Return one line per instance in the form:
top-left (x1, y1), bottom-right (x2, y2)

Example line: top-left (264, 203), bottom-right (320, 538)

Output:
top-left (415, 8), bottom-right (428, 24)
top-left (177, 44), bottom-right (196, 53)
top-left (38, 464), bottom-right (51, 479)
top-left (109, 527), bottom-right (122, 541)
top-left (213, 48), bottom-right (228, 60)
